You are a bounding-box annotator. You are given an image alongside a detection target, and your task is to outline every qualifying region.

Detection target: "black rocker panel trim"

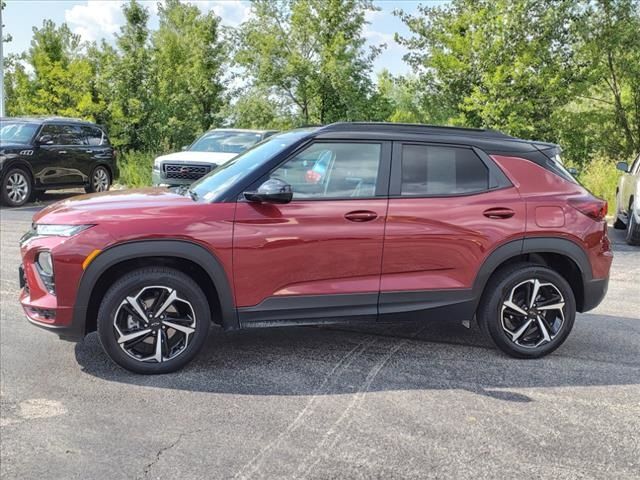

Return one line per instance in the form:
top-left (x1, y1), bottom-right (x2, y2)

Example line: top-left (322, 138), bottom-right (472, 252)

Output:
top-left (238, 293), bottom-right (378, 328)
top-left (73, 240), bottom-right (237, 337)
top-left (378, 289), bottom-right (476, 323)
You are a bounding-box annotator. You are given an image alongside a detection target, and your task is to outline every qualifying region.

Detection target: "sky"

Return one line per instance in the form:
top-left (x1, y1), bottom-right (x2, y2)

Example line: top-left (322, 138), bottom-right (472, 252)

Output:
top-left (1, 0), bottom-right (452, 77)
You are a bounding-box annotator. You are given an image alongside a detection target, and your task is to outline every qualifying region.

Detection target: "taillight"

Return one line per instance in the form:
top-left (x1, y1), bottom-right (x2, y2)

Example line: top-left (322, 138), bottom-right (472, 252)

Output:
top-left (569, 197), bottom-right (607, 221)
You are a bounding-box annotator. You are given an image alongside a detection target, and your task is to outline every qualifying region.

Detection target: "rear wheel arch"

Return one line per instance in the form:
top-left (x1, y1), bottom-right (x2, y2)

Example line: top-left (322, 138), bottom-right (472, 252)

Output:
top-left (473, 238), bottom-right (591, 313)
top-left (75, 240), bottom-right (237, 336)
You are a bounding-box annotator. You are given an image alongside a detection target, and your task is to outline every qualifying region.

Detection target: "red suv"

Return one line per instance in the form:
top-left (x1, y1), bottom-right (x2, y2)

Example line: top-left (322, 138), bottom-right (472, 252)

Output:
top-left (19, 123), bottom-right (612, 373)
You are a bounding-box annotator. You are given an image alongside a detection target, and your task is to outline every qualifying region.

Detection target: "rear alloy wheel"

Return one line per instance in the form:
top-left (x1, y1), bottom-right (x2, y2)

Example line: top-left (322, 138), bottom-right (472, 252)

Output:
top-left (86, 166), bottom-right (111, 193)
top-left (97, 268), bottom-right (210, 374)
top-left (478, 263), bottom-right (576, 358)
top-left (1, 168), bottom-right (32, 207)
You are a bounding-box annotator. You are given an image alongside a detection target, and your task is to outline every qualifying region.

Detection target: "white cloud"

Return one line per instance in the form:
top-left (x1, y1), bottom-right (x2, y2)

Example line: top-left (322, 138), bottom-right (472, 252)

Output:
top-left (64, 1), bottom-right (125, 42)
top-left (198, 0), bottom-right (252, 26)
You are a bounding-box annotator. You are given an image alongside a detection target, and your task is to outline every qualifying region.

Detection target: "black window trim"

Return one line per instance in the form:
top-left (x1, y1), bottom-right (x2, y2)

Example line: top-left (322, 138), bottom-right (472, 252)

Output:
top-left (237, 139), bottom-right (393, 202)
top-left (389, 141), bottom-right (512, 199)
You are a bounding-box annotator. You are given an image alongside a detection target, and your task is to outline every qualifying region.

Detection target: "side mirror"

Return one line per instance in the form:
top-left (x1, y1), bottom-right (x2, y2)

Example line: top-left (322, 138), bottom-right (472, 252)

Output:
top-left (38, 135), bottom-right (54, 145)
top-left (567, 167), bottom-right (578, 175)
top-left (616, 161), bottom-right (629, 172)
top-left (244, 178), bottom-right (293, 204)
top-left (181, 145), bottom-right (189, 151)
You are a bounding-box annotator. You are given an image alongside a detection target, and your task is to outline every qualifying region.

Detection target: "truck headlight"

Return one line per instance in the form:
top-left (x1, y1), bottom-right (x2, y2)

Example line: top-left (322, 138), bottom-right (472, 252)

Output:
top-left (153, 158), bottom-right (162, 171)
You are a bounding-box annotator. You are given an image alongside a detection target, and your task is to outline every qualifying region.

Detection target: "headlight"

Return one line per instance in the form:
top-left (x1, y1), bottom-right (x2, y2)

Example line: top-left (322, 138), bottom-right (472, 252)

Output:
top-left (36, 251), bottom-right (53, 276)
top-left (153, 158), bottom-right (162, 171)
top-left (35, 224), bottom-right (93, 237)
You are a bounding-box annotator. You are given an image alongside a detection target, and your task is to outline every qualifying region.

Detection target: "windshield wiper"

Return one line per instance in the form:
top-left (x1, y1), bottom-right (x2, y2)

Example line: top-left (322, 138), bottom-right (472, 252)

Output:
top-left (187, 188), bottom-right (199, 201)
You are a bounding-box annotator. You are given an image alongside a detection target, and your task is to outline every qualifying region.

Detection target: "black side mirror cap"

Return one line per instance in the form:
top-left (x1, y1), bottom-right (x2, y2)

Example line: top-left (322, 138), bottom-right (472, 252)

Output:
top-left (244, 178), bottom-right (293, 204)
top-left (616, 161), bottom-right (629, 172)
top-left (567, 167), bottom-right (578, 175)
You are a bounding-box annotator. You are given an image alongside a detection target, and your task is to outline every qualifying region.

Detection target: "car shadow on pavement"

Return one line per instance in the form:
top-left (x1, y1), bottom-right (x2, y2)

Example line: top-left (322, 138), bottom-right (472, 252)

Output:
top-left (74, 312), bottom-right (640, 402)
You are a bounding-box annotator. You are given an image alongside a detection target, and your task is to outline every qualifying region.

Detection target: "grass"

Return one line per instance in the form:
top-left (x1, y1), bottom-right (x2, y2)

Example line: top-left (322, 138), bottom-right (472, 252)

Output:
top-left (116, 151), bottom-right (154, 187)
top-left (577, 155), bottom-right (621, 212)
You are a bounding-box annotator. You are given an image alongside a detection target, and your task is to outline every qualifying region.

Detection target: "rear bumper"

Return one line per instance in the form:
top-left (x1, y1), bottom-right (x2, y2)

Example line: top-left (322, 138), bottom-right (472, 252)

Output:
top-left (580, 277), bottom-right (609, 312)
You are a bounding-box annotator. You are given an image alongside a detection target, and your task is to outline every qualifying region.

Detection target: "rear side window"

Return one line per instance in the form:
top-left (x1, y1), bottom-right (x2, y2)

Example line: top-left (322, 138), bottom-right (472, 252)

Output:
top-left (81, 126), bottom-right (106, 146)
top-left (400, 145), bottom-right (489, 196)
top-left (40, 124), bottom-right (86, 146)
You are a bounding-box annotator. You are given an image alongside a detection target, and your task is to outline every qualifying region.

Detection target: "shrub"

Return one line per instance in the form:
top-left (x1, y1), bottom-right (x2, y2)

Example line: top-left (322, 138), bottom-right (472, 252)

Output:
top-left (116, 151), bottom-right (154, 187)
top-left (577, 155), bottom-right (621, 213)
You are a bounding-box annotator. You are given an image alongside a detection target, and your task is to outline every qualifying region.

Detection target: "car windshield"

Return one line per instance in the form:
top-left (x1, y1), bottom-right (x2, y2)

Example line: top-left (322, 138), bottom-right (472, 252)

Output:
top-left (189, 130), bottom-right (311, 202)
top-left (190, 131), bottom-right (263, 154)
top-left (0, 121), bottom-right (39, 144)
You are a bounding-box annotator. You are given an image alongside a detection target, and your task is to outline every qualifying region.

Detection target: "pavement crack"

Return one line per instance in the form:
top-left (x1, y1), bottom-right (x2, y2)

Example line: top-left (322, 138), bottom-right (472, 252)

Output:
top-left (139, 429), bottom-right (201, 479)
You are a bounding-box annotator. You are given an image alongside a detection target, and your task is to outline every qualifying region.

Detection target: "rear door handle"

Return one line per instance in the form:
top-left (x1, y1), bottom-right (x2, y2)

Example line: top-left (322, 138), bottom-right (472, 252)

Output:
top-left (483, 207), bottom-right (515, 219)
top-left (85, 149), bottom-right (94, 154)
top-left (58, 150), bottom-right (67, 154)
top-left (344, 210), bottom-right (378, 222)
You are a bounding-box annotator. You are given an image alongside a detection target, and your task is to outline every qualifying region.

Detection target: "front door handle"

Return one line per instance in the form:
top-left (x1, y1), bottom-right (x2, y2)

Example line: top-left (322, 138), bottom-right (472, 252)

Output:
top-left (483, 207), bottom-right (515, 219)
top-left (58, 150), bottom-right (67, 154)
top-left (345, 210), bottom-right (378, 222)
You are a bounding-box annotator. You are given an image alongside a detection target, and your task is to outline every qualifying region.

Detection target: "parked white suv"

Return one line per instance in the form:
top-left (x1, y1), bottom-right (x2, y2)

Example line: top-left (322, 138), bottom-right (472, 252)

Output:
top-left (615, 153), bottom-right (640, 245)
top-left (152, 129), bottom-right (278, 187)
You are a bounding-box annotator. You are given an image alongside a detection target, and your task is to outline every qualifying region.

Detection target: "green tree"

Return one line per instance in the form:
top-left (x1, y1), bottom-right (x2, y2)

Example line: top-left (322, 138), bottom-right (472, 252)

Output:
top-left (150, 0), bottom-right (226, 149)
top-left (6, 20), bottom-right (103, 119)
top-left (235, 0), bottom-right (383, 125)
top-left (396, 0), bottom-right (586, 140)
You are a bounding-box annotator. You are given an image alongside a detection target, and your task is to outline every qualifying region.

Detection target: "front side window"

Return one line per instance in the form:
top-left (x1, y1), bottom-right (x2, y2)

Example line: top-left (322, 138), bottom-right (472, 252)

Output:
top-left (41, 124), bottom-right (86, 146)
top-left (400, 145), bottom-right (489, 196)
top-left (269, 142), bottom-right (381, 199)
top-left (0, 121), bottom-right (39, 144)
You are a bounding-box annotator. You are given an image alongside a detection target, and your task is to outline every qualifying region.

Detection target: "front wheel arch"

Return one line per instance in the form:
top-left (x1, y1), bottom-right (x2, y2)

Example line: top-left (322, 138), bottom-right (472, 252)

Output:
top-left (76, 240), bottom-right (237, 336)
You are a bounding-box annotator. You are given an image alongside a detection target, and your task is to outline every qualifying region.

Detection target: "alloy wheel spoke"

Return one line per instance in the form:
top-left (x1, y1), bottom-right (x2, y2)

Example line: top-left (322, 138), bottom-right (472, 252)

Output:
top-left (509, 318), bottom-right (534, 342)
top-left (153, 290), bottom-right (178, 318)
top-left (125, 296), bottom-right (149, 323)
top-left (162, 320), bottom-right (195, 336)
top-left (537, 302), bottom-right (565, 311)
top-left (536, 316), bottom-right (552, 343)
top-left (529, 279), bottom-right (541, 308)
top-left (151, 331), bottom-right (163, 363)
top-left (504, 300), bottom-right (527, 316)
top-left (118, 328), bottom-right (152, 344)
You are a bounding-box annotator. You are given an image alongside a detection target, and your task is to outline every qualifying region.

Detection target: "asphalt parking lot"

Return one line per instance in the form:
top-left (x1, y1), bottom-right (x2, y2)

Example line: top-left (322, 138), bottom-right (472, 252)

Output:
top-left (1, 194), bottom-right (639, 480)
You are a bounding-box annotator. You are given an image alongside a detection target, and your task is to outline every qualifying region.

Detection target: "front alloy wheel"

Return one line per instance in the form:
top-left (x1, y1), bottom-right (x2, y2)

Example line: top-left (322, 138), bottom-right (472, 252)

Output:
top-left (114, 286), bottom-right (197, 363)
top-left (478, 263), bottom-right (576, 359)
top-left (97, 268), bottom-right (210, 374)
top-left (2, 168), bottom-right (32, 207)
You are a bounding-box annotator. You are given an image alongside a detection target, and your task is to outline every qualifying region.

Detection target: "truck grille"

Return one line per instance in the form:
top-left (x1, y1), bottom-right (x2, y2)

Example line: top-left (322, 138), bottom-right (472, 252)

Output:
top-left (163, 164), bottom-right (211, 181)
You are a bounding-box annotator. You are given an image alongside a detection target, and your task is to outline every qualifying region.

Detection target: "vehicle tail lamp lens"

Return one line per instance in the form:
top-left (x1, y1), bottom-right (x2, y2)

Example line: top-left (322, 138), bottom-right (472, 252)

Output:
top-left (569, 197), bottom-right (607, 221)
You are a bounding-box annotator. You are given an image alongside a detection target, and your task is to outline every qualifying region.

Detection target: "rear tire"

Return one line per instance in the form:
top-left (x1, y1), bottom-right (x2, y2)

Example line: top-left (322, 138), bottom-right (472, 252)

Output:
top-left (85, 166), bottom-right (111, 193)
top-left (477, 263), bottom-right (576, 359)
top-left (1, 167), bottom-right (33, 207)
top-left (626, 203), bottom-right (640, 246)
top-left (97, 267), bottom-right (211, 374)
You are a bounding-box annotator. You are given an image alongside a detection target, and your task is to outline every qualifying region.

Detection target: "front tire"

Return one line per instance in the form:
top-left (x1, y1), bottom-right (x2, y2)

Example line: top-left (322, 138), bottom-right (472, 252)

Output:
top-left (97, 267), bottom-right (211, 374)
top-left (477, 263), bottom-right (576, 359)
top-left (85, 166), bottom-right (111, 193)
top-left (1, 168), bottom-right (33, 207)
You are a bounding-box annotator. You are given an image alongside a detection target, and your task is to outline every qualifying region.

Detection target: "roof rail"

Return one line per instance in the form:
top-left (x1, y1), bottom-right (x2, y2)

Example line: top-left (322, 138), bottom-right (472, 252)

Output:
top-left (319, 122), bottom-right (510, 138)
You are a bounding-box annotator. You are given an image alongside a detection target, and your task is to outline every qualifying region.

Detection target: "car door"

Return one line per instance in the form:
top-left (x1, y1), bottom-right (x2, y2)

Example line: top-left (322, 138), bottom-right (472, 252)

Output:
top-left (233, 140), bottom-right (391, 325)
top-left (81, 125), bottom-right (113, 169)
top-left (379, 142), bottom-right (525, 321)
top-left (35, 124), bottom-right (88, 186)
